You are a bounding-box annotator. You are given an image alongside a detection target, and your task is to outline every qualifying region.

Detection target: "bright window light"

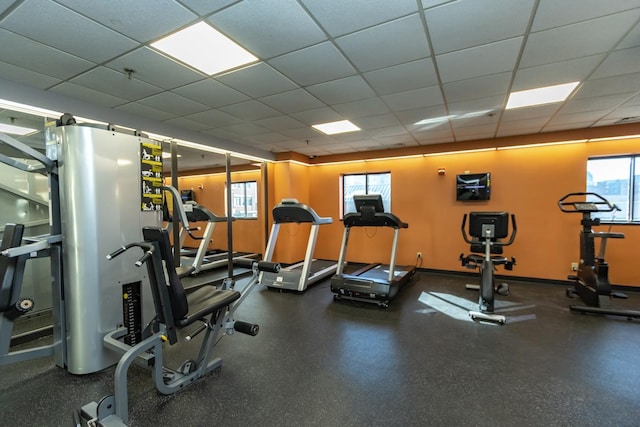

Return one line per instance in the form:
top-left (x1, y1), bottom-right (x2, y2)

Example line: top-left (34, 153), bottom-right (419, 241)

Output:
top-left (312, 120), bottom-right (361, 135)
top-left (506, 82), bottom-right (580, 109)
top-left (0, 123), bottom-right (38, 135)
top-left (161, 152), bottom-right (182, 159)
top-left (151, 21), bottom-right (258, 75)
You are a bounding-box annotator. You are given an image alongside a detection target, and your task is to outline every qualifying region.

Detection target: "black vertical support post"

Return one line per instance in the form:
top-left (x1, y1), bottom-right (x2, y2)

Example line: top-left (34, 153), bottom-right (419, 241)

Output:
top-left (171, 140), bottom-right (180, 268)
top-left (261, 162), bottom-right (269, 254)
top-left (226, 153), bottom-right (234, 278)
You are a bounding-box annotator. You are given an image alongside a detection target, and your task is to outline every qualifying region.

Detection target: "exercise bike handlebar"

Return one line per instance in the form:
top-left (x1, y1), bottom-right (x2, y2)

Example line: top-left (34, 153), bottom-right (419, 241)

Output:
top-left (558, 192), bottom-right (617, 213)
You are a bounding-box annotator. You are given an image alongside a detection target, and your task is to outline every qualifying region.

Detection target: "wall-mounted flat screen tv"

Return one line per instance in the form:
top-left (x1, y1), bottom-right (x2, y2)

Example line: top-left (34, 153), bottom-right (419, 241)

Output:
top-left (456, 173), bottom-right (491, 201)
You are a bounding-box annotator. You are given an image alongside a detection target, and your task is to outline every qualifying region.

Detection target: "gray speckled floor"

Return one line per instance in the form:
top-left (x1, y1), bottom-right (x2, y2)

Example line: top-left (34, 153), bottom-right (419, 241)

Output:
top-left (2, 272), bottom-right (640, 427)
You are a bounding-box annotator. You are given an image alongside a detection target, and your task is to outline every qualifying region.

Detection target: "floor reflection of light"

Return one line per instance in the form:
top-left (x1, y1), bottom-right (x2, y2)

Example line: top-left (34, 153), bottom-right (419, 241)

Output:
top-left (417, 291), bottom-right (537, 323)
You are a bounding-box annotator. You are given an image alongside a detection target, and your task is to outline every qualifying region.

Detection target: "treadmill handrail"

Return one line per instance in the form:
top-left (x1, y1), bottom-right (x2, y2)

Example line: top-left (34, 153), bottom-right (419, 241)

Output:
top-left (343, 211), bottom-right (408, 228)
top-left (272, 198), bottom-right (333, 225)
top-left (162, 186), bottom-right (191, 230)
top-left (0, 132), bottom-right (55, 174)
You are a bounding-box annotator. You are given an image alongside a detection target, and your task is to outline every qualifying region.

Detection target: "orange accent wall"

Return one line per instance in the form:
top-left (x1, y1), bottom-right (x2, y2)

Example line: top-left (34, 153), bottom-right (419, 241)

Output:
top-left (297, 137), bottom-right (639, 287)
top-left (177, 133), bottom-right (639, 287)
top-left (172, 170), bottom-right (264, 255)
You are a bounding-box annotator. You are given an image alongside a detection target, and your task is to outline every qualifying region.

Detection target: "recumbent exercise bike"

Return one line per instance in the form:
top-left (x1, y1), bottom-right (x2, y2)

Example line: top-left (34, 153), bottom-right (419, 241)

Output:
top-left (558, 192), bottom-right (640, 319)
top-left (460, 212), bottom-right (517, 324)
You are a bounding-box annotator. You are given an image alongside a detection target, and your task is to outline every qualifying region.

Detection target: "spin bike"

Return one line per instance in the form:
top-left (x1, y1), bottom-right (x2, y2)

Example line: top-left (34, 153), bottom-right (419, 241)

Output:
top-left (460, 212), bottom-right (517, 324)
top-left (558, 192), bottom-right (640, 319)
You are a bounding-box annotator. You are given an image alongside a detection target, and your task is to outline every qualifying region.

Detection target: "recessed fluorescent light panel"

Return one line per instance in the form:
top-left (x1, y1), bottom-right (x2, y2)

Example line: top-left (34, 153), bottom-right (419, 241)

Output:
top-left (0, 123), bottom-right (37, 135)
top-left (151, 21), bottom-right (258, 75)
top-left (506, 82), bottom-right (580, 109)
top-left (312, 120), bottom-right (361, 135)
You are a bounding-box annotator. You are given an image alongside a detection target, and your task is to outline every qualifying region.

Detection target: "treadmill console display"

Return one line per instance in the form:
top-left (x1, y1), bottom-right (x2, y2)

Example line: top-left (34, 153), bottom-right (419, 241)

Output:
top-left (354, 194), bottom-right (385, 213)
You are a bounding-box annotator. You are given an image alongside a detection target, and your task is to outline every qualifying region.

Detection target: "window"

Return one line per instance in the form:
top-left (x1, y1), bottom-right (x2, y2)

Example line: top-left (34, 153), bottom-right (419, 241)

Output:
top-left (229, 181), bottom-right (258, 218)
top-left (342, 172), bottom-right (391, 215)
top-left (586, 156), bottom-right (639, 222)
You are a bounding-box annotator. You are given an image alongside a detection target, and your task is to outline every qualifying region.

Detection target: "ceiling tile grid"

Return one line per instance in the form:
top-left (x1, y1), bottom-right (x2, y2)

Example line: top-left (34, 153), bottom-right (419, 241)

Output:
top-left (0, 0), bottom-right (638, 169)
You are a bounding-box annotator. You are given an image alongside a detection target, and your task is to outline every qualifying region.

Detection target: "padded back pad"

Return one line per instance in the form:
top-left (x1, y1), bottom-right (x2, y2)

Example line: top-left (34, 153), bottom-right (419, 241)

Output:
top-left (0, 224), bottom-right (25, 312)
top-left (142, 227), bottom-right (189, 320)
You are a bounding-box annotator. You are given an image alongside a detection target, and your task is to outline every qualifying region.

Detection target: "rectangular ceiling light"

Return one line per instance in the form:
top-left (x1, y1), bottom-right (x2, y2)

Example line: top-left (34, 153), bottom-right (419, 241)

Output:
top-left (151, 21), bottom-right (258, 75)
top-left (506, 82), bottom-right (580, 109)
top-left (0, 123), bottom-right (38, 135)
top-left (312, 120), bottom-right (361, 135)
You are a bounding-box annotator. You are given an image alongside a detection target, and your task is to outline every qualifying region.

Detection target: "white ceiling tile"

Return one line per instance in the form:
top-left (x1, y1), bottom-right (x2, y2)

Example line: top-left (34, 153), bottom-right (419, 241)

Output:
top-left (50, 82), bottom-right (127, 107)
top-left (617, 20), bottom-right (640, 49)
top-left (333, 98), bottom-right (391, 118)
top-left (3, 0), bottom-right (138, 63)
top-left (546, 110), bottom-right (608, 126)
top-left (208, 0), bottom-right (326, 59)
top-left (532, 0), bottom-right (640, 32)
top-left (0, 61), bottom-right (60, 89)
top-left (219, 100), bottom-right (280, 121)
top-left (306, 76), bottom-right (375, 105)
top-left (451, 113), bottom-right (499, 129)
top-left (173, 79), bottom-right (249, 108)
top-left (382, 86), bottom-right (444, 111)
top-left (426, 0), bottom-right (534, 54)
top-left (259, 89), bottom-right (325, 114)
top-left (575, 73), bottom-right (640, 99)
top-left (216, 123), bottom-right (271, 137)
top-left (290, 108), bottom-right (344, 126)
top-left (268, 42), bottom-right (355, 86)
top-left (0, 28), bottom-right (94, 79)
top-left (559, 92), bottom-right (636, 115)
top-left (253, 115), bottom-right (306, 132)
top-left (498, 118), bottom-right (548, 132)
top-left (300, 0), bottom-right (418, 37)
top-left (335, 14), bottom-right (430, 72)
top-left (521, 10), bottom-right (640, 68)
top-left (55, 0), bottom-right (197, 42)
top-left (447, 96), bottom-right (506, 116)
top-left (364, 58), bottom-right (438, 95)
top-left (437, 37), bottom-right (523, 83)
top-left (543, 121), bottom-right (595, 132)
top-left (501, 104), bottom-right (561, 122)
top-left (496, 125), bottom-right (544, 137)
top-left (600, 104), bottom-right (640, 120)
top-left (622, 93), bottom-right (640, 106)
top-left (176, 0), bottom-right (240, 15)
top-left (443, 73), bottom-right (512, 103)
top-left (137, 92), bottom-right (209, 116)
top-left (70, 67), bottom-right (163, 100)
top-left (216, 63), bottom-right (297, 98)
top-left (162, 116), bottom-right (213, 131)
top-left (412, 128), bottom-right (454, 143)
top-left (396, 105), bottom-right (449, 125)
top-left (590, 47), bottom-right (640, 79)
top-left (278, 127), bottom-right (320, 139)
top-left (452, 124), bottom-right (498, 141)
top-left (185, 109), bottom-right (243, 127)
top-left (106, 47), bottom-right (204, 89)
top-left (244, 132), bottom-right (290, 145)
top-left (352, 113), bottom-right (403, 130)
top-left (512, 55), bottom-right (606, 91)
top-left (115, 102), bottom-right (176, 121)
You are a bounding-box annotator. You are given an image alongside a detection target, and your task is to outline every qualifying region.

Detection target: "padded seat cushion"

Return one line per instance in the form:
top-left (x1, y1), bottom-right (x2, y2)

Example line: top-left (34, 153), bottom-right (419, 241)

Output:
top-left (176, 287), bottom-right (240, 327)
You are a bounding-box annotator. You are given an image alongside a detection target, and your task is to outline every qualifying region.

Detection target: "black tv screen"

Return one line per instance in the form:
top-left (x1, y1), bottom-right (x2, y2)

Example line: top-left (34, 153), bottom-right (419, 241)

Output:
top-left (456, 173), bottom-right (491, 201)
top-left (181, 189), bottom-right (195, 203)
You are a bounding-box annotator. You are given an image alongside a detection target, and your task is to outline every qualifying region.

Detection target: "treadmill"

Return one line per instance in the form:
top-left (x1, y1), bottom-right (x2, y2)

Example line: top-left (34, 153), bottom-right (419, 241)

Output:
top-left (331, 194), bottom-right (416, 308)
top-left (260, 199), bottom-right (338, 292)
top-left (182, 203), bottom-right (258, 274)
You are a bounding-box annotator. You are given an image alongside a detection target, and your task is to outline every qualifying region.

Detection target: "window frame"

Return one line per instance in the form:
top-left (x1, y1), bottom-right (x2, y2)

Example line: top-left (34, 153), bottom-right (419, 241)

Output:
top-left (340, 171), bottom-right (391, 218)
top-left (227, 180), bottom-right (258, 219)
top-left (586, 154), bottom-right (639, 224)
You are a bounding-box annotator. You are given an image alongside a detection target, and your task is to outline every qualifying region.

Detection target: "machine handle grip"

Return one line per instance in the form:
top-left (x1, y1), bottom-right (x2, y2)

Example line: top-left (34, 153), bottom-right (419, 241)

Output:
top-left (106, 246), bottom-right (127, 260)
top-left (460, 214), bottom-right (473, 244)
top-left (257, 261), bottom-right (280, 273)
top-left (233, 258), bottom-right (255, 269)
top-left (135, 248), bottom-right (154, 267)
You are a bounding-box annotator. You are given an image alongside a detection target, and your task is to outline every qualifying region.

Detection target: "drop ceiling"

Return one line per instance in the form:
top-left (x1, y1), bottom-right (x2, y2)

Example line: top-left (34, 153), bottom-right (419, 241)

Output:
top-left (0, 0), bottom-right (639, 170)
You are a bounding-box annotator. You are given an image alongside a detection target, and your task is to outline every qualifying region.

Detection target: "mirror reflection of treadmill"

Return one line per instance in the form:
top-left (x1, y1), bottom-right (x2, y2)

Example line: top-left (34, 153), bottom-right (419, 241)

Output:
top-left (260, 199), bottom-right (338, 292)
top-left (180, 202), bottom-right (257, 274)
top-left (331, 194), bottom-right (416, 308)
